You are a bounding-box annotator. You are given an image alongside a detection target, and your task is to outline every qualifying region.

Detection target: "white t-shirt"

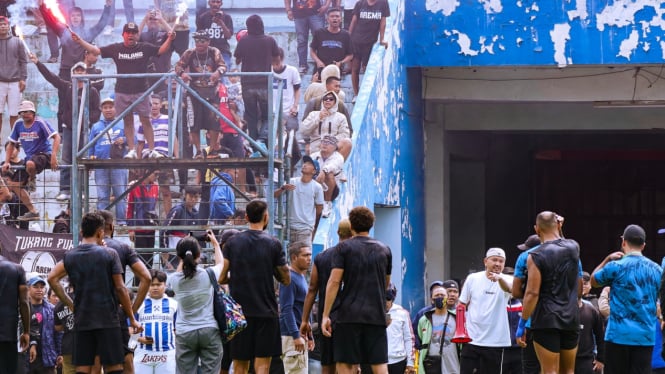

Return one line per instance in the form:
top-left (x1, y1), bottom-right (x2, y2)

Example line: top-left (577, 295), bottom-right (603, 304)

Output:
top-left (168, 264), bottom-right (222, 334)
top-left (288, 177), bottom-right (324, 230)
top-left (458, 271), bottom-right (512, 347)
top-left (343, 0), bottom-right (360, 10)
top-left (272, 64), bottom-right (301, 114)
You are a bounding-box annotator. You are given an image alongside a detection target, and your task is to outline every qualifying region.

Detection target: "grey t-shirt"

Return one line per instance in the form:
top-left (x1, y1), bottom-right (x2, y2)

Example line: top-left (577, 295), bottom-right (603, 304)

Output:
top-left (288, 177), bottom-right (324, 230)
top-left (168, 264), bottom-right (222, 334)
top-left (428, 313), bottom-right (460, 373)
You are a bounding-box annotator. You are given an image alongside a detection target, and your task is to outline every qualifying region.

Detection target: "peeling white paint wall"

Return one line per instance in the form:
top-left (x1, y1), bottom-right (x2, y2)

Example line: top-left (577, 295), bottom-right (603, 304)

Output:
top-left (417, 0), bottom-right (665, 67)
top-left (453, 31), bottom-right (479, 56)
top-left (550, 23), bottom-right (571, 67)
top-left (567, 0), bottom-right (588, 21)
top-left (596, 0), bottom-right (665, 31)
top-left (617, 29), bottom-right (640, 60)
top-left (479, 0), bottom-right (503, 14)
top-left (425, 0), bottom-right (460, 16)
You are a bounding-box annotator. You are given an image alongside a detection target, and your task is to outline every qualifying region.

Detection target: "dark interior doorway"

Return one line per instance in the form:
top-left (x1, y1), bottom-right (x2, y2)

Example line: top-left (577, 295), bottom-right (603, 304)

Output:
top-left (447, 131), bottom-right (665, 281)
top-left (534, 150), bottom-right (665, 273)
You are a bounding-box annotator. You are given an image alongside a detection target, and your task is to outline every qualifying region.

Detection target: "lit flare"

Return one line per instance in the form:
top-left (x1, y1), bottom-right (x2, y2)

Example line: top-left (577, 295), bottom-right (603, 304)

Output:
top-left (174, 3), bottom-right (187, 25)
top-left (13, 25), bottom-right (31, 55)
top-left (43, 0), bottom-right (72, 33)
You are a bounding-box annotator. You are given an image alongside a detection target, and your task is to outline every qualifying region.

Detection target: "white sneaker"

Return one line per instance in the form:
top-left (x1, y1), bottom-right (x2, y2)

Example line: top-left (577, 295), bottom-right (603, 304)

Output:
top-left (149, 150), bottom-right (166, 159)
top-left (124, 149), bottom-right (137, 159)
top-left (102, 25), bottom-right (113, 36)
top-left (322, 201), bottom-right (332, 218)
top-left (338, 170), bottom-right (347, 183)
top-left (55, 192), bottom-right (71, 201)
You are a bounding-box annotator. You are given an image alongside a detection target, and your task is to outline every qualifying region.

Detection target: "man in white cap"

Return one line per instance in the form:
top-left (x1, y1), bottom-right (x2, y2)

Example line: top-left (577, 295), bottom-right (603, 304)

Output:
top-left (458, 247), bottom-right (513, 374)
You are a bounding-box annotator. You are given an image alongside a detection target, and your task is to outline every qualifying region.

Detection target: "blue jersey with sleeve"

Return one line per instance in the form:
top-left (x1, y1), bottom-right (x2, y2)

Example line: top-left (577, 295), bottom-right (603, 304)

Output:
top-left (594, 253), bottom-right (661, 346)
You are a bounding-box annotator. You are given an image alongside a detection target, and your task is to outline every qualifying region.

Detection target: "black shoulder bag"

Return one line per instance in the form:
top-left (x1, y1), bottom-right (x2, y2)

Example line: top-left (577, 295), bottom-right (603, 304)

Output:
top-left (422, 313), bottom-right (451, 374)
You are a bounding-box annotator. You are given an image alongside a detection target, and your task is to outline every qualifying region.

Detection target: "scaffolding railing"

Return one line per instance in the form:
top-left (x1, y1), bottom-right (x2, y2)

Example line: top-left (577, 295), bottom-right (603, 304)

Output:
top-left (66, 71), bottom-right (292, 264)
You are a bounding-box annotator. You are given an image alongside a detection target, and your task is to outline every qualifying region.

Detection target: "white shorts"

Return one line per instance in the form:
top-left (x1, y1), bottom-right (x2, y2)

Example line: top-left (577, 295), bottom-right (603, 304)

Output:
top-left (133, 348), bottom-right (176, 374)
top-left (0, 81), bottom-right (21, 116)
top-left (281, 336), bottom-right (308, 374)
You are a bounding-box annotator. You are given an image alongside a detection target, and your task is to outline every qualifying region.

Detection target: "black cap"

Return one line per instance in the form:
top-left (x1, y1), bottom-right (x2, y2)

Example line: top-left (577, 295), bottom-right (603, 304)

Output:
top-left (517, 234), bottom-right (541, 251)
top-left (622, 224), bottom-right (646, 245)
top-left (302, 155), bottom-right (320, 176)
top-left (123, 22), bottom-right (139, 33)
top-left (219, 229), bottom-right (240, 247)
top-left (429, 280), bottom-right (444, 295)
top-left (192, 30), bottom-right (210, 40)
top-left (441, 280), bottom-right (458, 290)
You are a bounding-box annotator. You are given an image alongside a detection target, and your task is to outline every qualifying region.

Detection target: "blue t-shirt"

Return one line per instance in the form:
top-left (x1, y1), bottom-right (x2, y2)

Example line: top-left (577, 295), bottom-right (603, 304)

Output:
top-left (278, 269), bottom-right (308, 338)
top-left (514, 245), bottom-right (541, 279)
top-left (88, 119), bottom-right (125, 159)
top-left (9, 118), bottom-right (56, 158)
top-left (594, 253), bottom-right (662, 345)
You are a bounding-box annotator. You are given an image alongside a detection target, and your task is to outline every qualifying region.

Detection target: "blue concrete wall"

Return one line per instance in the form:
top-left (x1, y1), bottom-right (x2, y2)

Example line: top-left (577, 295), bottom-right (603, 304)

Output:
top-left (408, 0), bottom-right (665, 67)
top-left (320, 0), bottom-right (426, 312)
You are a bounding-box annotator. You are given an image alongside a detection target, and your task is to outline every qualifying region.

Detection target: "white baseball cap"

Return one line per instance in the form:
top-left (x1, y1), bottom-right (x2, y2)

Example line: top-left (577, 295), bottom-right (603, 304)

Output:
top-left (485, 247), bottom-right (505, 259)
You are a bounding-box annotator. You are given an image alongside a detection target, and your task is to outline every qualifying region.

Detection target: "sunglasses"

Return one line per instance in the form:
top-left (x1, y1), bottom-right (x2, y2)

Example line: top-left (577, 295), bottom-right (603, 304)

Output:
top-left (323, 97), bottom-right (335, 102)
top-left (195, 39), bottom-right (209, 43)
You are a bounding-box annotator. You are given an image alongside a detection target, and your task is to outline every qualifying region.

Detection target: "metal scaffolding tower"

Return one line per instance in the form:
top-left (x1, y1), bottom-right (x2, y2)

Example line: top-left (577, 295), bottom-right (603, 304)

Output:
top-left (69, 71), bottom-right (291, 265)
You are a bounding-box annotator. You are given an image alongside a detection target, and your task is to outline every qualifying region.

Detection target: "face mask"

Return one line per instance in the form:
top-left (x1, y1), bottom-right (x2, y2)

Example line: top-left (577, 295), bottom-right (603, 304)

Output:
top-left (433, 297), bottom-right (446, 309)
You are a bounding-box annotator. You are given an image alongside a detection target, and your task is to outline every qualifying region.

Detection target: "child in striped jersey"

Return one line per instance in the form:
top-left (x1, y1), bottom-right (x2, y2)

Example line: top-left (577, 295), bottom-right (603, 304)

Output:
top-left (133, 269), bottom-right (178, 374)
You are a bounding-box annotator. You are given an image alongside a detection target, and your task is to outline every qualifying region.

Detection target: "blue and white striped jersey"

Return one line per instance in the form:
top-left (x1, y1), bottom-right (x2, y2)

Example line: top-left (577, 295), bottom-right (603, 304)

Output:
top-left (136, 297), bottom-right (178, 351)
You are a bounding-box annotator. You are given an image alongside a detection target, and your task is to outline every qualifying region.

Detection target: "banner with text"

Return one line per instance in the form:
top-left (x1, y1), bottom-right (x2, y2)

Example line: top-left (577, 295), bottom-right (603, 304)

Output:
top-left (0, 225), bottom-right (73, 276)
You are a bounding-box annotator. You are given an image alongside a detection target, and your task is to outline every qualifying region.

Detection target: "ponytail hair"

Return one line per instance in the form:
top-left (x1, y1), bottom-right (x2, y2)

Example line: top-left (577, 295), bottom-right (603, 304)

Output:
top-left (176, 236), bottom-right (201, 279)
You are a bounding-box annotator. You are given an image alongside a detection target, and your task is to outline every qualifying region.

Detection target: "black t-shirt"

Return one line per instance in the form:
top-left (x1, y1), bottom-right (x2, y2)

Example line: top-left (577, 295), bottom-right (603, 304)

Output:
top-left (577, 301), bottom-right (605, 361)
top-left (140, 28), bottom-right (173, 74)
top-left (54, 299), bottom-right (75, 355)
top-left (63, 244), bottom-right (124, 331)
top-left (29, 303), bottom-right (43, 342)
top-left (310, 28), bottom-right (352, 66)
top-left (351, 0), bottom-right (391, 45)
top-left (100, 42), bottom-right (160, 93)
top-left (314, 248), bottom-right (334, 323)
top-left (0, 258), bottom-right (26, 342)
top-left (234, 34), bottom-right (280, 89)
top-left (104, 237), bottom-right (141, 282)
top-left (290, 0), bottom-right (321, 18)
top-left (330, 236), bottom-right (392, 325)
top-left (223, 230), bottom-right (287, 318)
top-left (195, 11), bottom-right (234, 55)
top-left (529, 238), bottom-right (580, 331)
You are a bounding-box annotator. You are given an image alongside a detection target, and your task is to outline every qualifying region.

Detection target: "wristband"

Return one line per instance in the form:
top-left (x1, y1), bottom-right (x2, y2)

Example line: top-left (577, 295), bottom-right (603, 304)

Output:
top-left (515, 318), bottom-right (527, 338)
